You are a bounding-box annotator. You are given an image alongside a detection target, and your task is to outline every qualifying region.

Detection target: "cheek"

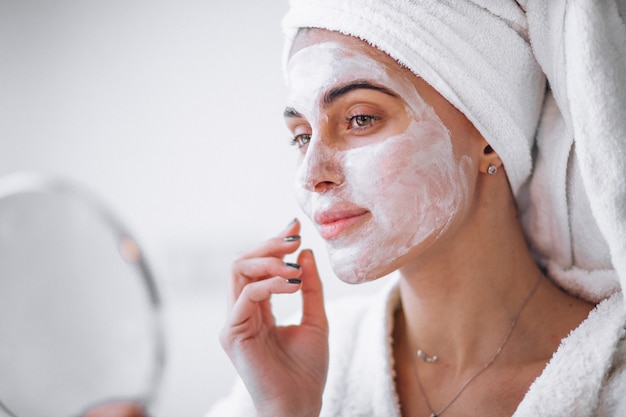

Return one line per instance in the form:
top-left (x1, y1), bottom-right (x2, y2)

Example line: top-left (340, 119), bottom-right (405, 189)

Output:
top-left (347, 120), bottom-right (460, 207)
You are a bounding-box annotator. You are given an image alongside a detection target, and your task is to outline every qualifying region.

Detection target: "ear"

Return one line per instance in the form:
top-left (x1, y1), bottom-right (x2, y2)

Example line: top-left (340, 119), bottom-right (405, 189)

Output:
top-left (478, 141), bottom-right (503, 175)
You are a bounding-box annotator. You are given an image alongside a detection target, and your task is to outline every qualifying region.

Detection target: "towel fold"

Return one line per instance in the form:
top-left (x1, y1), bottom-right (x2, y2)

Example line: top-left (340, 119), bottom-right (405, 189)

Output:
top-left (521, 0), bottom-right (626, 302)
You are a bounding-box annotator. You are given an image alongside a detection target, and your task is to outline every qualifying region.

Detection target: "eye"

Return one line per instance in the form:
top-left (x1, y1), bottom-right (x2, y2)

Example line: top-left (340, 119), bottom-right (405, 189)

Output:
top-left (348, 114), bottom-right (377, 129)
top-left (290, 133), bottom-right (311, 149)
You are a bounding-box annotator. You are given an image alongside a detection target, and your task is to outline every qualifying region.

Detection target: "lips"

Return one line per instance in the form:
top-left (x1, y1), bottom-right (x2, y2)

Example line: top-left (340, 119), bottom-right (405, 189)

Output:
top-left (314, 206), bottom-right (369, 240)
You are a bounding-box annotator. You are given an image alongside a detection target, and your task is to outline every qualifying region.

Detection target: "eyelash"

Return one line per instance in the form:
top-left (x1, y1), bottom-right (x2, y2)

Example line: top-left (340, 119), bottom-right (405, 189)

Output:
top-left (346, 114), bottom-right (378, 130)
top-left (289, 114), bottom-right (379, 149)
top-left (290, 133), bottom-right (311, 148)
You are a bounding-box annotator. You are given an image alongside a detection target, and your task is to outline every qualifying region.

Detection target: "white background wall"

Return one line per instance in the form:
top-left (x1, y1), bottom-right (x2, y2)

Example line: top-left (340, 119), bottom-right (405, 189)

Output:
top-left (0, 1), bottom-right (385, 416)
top-left (0, 0), bottom-right (296, 253)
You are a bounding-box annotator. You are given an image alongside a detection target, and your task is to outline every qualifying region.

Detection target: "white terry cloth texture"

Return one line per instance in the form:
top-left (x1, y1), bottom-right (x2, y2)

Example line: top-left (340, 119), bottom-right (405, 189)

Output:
top-left (521, 0), bottom-right (626, 303)
top-left (282, 0), bottom-right (626, 306)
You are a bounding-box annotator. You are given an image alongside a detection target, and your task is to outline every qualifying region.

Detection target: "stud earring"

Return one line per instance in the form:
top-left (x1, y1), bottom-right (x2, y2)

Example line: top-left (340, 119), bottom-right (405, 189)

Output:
top-left (487, 165), bottom-right (498, 175)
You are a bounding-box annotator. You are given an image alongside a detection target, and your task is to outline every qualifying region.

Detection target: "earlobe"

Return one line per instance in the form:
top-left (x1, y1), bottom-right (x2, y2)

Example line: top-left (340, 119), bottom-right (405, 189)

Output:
top-left (479, 143), bottom-right (503, 174)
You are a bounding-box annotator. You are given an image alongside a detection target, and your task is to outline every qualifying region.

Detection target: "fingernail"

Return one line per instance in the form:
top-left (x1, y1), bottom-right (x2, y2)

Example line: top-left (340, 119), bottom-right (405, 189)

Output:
top-left (286, 278), bottom-right (302, 284)
top-left (283, 235), bottom-right (301, 242)
top-left (284, 218), bottom-right (298, 230)
top-left (285, 262), bottom-right (301, 269)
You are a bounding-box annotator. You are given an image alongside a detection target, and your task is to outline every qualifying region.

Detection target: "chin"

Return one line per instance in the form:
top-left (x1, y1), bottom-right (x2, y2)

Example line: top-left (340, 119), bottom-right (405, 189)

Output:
top-left (328, 253), bottom-right (396, 284)
top-left (325, 232), bottom-right (433, 284)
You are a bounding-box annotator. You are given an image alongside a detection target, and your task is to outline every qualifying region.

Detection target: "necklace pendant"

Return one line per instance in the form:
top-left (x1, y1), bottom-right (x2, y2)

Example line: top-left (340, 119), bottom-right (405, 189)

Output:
top-left (430, 414), bottom-right (437, 417)
top-left (417, 349), bottom-right (438, 363)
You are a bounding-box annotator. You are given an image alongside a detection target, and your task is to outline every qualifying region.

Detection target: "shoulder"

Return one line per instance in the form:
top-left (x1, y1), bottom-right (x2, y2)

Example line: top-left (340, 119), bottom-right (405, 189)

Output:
top-left (515, 291), bottom-right (626, 417)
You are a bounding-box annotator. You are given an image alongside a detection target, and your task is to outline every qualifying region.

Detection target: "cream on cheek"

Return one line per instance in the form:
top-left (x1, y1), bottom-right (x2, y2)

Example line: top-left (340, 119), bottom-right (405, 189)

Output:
top-left (287, 42), bottom-right (472, 283)
top-left (330, 118), bottom-right (472, 282)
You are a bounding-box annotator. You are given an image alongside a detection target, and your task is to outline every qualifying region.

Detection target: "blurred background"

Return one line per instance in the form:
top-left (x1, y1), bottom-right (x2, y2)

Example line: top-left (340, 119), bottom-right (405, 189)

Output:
top-left (0, 1), bottom-right (384, 416)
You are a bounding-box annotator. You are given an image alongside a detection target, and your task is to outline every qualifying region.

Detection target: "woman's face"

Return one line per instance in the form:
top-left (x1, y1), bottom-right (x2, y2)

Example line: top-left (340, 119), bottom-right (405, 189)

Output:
top-left (285, 30), bottom-right (482, 283)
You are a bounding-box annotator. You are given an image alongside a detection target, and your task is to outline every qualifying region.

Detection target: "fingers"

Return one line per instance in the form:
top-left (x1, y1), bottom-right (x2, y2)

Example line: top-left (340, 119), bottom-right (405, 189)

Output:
top-left (298, 250), bottom-right (328, 330)
top-left (235, 257), bottom-right (302, 282)
top-left (239, 218), bottom-right (301, 260)
top-left (230, 256), bottom-right (302, 308)
top-left (227, 276), bottom-right (304, 329)
top-left (227, 250), bottom-right (326, 332)
top-left (279, 217), bottom-right (301, 239)
top-left (228, 218), bottom-right (304, 314)
top-left (226, 218), bottom-right (328, 335)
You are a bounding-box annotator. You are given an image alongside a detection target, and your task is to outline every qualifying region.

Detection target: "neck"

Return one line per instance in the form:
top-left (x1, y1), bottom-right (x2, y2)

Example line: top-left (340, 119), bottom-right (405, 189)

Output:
top-left (397, 175), bottom-right (546, 372)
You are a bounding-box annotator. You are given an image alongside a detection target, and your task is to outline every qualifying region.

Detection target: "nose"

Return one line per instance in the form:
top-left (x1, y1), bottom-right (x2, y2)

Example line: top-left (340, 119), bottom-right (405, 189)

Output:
top-left (296, 138), bottom-right (344, 193)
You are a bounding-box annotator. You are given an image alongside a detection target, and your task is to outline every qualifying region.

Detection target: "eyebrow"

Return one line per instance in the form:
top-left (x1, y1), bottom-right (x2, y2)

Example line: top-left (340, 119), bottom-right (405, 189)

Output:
top-left (283, 107), bottom-right (302, 118)
top-left (283, 80), bottom-right (399, 119)
top-left (323, 80), bottom-right (399, 106)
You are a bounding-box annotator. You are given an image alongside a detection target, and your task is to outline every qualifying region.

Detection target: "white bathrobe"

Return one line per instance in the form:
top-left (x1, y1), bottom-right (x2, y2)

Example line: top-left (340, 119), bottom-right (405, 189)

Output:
top-left (207, 277), bottom-right (626, 416)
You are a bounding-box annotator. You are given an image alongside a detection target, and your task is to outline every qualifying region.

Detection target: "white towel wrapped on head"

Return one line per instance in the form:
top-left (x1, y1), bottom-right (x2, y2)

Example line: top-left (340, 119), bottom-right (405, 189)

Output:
top-left (521, 0), bottom-right (626, 302)
top-left (283, 0), bottom-right (546, 198)
top-left (282, 0), bottom-right (626, 305)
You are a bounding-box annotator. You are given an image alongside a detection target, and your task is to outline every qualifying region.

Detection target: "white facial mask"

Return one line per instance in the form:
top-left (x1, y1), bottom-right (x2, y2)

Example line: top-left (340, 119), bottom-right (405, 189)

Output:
top-left (287, 42), bottom-right (472, 283)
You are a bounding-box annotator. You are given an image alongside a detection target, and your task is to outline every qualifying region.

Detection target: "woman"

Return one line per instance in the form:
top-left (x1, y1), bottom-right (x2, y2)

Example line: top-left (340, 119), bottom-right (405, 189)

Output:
top-left (212, 1), bottom-right (626, 416)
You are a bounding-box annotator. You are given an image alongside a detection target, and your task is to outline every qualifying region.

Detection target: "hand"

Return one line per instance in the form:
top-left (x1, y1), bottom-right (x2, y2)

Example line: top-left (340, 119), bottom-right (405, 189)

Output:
top-left (220, 219), bottom-right (329, 417)
top-left (81, 401), bottom-right (149, 417)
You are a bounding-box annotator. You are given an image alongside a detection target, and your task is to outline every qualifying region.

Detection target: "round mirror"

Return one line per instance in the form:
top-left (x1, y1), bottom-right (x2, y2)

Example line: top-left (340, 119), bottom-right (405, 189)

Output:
top-left (0, 173), bottom-right (164, 417)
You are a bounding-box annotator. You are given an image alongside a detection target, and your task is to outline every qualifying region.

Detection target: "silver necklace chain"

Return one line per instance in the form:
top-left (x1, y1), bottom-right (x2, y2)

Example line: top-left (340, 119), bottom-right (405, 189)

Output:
top-left (409, 275), bottom-right (542, 417)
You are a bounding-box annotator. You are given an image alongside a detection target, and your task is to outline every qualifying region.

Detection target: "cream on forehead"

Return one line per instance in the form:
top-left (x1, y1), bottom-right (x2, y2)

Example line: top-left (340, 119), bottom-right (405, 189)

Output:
top-left (287, 41), bottom-right (432, 122)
